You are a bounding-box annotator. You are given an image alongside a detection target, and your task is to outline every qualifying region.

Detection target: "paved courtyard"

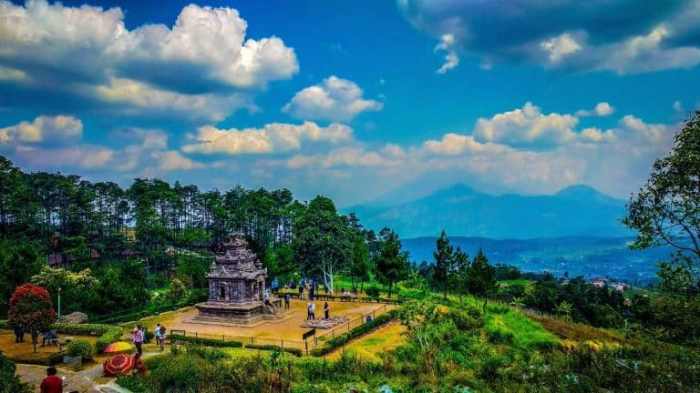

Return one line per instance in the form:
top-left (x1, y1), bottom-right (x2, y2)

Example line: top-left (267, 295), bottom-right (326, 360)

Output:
top-left (136, 299), bottom-right (391, 348)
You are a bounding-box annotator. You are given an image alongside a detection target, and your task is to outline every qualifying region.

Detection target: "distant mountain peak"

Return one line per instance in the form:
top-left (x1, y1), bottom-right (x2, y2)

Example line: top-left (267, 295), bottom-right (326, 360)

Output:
top-left (556, 184), bottom-right (621, 204)
top-left (347, 182), bottom-right (629, 239)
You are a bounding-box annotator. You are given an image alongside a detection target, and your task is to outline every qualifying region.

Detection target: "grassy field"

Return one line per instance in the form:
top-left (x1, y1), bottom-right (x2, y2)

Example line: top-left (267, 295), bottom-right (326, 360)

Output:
top-left (325, 321), bottom-right (407, 363)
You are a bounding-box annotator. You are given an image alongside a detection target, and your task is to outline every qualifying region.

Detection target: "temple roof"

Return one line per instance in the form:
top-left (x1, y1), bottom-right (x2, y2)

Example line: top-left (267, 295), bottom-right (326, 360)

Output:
top-left (208, 234), bottom-right (266, 279)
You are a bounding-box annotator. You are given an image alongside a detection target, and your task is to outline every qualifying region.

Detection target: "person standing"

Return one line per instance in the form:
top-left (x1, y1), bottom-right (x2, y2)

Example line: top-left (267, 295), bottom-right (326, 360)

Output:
top-left (40, 366), bottom-right (63, 393)
top-left (299, 283), bottom-right (304, 300)
top-left (324, 302), bottom-right (330, 320)
top-left (284, 293), bottom-right (290, 310)
top-left (154, 323), bottom-right (164, 351)
top-left (309, 302), bottom-right (316, 320)
top-left (132, 326), bottom-right (144, 355)
top-left (306, 302), bottom-right (312, 320)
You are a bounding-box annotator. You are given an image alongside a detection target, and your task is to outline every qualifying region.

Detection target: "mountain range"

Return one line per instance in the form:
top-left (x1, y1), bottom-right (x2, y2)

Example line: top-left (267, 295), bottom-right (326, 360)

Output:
top-left (346, 184), bottom-right (630, 239)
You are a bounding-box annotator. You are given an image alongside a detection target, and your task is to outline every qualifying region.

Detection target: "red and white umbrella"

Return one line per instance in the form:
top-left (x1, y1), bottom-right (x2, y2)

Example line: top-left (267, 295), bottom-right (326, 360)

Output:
top-left (103, 354), bottom-right (135, 377)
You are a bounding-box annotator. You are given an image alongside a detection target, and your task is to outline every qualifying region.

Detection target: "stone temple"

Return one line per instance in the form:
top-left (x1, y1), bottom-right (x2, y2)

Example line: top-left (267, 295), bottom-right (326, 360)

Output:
top-left (194, 234), bottom-right (281, 324)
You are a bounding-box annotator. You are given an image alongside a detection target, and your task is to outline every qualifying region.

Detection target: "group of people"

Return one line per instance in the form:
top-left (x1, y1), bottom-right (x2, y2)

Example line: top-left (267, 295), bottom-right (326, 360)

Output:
top-left (306, 301), bottom-right (331, 320)
top-left (131, 323), bottom-right (168, 354)
top-left (12, 324), bottom-right (58, 347)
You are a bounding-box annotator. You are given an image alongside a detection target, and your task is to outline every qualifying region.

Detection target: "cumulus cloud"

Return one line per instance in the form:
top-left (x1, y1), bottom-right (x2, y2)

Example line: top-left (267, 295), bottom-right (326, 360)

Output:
top-left (472, 102), bottom-right (579, 149)
top-left (182, 122), bottom-right (353, 155)
top-left (278, 102), bottom-right (677, 202)
top-left (1, 116), bottom-right (208, 176)
top-left (0, 0), bottom-right (298, 121)
top-left (0, 115), bottom-right (82, 144)
top-left (576, 102), bottom-right (615, 117)
top-left (398, 0), bottom-right (700, 74)
top-left (540, 33), bottom-right (582, 64)
top-left (283, 76), bottom-right (383, 122)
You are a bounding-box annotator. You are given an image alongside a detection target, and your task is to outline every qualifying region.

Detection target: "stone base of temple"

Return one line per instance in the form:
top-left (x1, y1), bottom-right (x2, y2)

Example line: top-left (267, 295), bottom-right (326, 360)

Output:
top-left (192, 299), bottom-right (285, 325)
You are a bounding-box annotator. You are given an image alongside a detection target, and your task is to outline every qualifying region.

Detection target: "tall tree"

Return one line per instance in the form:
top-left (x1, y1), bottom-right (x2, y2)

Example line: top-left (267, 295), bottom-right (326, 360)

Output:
top-left (625, 111), bottom-right (700, 291)
top-left (8, 284), bottom-right (56, 352)
top-left (466, 249), bottom-right (496, 311)
top-left (375, 228), bottom-right (409, 298)
top-left (433, 230), bottom-right (453, 299)
top-left (293, 196), bottom-right (352, 293)
top-left (450, 247), bottom-right (470, 303)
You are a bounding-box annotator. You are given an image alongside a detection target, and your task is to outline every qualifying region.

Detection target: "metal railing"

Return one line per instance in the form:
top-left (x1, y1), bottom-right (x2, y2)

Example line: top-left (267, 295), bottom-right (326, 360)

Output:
top-left (169, 329), bottom-right (305, 350)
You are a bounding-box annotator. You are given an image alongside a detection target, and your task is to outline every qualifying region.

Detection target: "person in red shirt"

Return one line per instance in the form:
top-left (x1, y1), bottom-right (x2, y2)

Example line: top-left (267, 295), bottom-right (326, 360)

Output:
top-left (40, 366), bottom-right (63, 393)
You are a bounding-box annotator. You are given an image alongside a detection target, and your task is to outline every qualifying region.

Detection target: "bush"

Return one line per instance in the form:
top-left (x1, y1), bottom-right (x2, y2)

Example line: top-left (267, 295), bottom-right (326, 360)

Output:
top-left (66, 339), bottom-right (95, 360)
top-left (52, 323), bottom-right (113, 336)
top-left (487, 328), bottom-right (514, 344)
top-left (169, 334), bottom-right (242, 348)
top-left (0, 352), bottom-right (32, 393)
top-left (95, 327), bottom-right (124, 353)
top-left (365, 286), bottom-right (381, 299)
top-left (245, 343), bottom-right (303, 357)
top-left (310, 310), bottom-right (397, 356)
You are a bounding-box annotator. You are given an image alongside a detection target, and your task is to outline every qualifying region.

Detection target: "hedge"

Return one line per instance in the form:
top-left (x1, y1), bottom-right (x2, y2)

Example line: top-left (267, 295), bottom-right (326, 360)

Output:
top-left (52, 323), bottom-right (115, 336)
top-left (310, 310), bottom-right (398, 356)
top-left (95, 326), bottom-right (125, 353)
top-left (244, 343), bottom-right (303, 357)
top-left (169, 334), bottom-right (243, 348)
top-left (6, 351), bottom-right (64, 366)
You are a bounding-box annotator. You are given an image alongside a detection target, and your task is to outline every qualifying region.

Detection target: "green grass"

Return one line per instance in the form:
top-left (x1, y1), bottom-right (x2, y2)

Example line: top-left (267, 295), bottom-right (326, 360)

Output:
top-left (498, 279), bottom-right (533, 288)
top-left (484, 307), bottom-right (559, 351)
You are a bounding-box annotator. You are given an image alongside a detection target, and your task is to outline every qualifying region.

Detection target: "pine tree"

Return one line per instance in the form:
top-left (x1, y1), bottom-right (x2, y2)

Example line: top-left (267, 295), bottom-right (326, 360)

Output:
top-left (467, 249), bottom-right (496, 311)
top-left (433, 230), bottom-right (453, 299)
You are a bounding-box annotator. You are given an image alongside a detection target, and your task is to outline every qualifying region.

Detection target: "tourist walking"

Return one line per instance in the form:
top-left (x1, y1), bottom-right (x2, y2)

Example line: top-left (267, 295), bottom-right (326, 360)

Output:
top-left (299, 283), bottom-right (304, 300)
top-left (154, 323), bottom-right (165, 351)
top-left (13, 323), bottom-right (24, 343)
top-left (324, 302), bottom-right (330, 320)
top-left (40, 366), bottom-right (63, 393)
top-left (284, 293), bottom-right (290, 309)
top-left (310, 302), bottom-right (316, 320)
top-left (132, 326), bottom-right (144, 355)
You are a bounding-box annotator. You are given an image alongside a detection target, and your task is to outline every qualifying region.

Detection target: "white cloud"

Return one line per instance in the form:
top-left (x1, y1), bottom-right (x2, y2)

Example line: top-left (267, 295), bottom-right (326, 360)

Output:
top-left (94, 78), bottom-right (250, 122)
top-left (182, 122), bottom-right (353, 155)
top-left (472, 102), bottom-right (579, 149)
top-left (576, 102), bottom-right (615, 117)
top-left (0, 0), bottom-right (298, 121)
top-left (156, 150), bottom-right (205, 171)
top-left (283, 76), bottom-right (383, 122)
top-left (0, 115), bottom-right (82, 144)
top-left (540, 33), bottom-right (582, 63)
top-left (435, 34), bottom-right (460, 74)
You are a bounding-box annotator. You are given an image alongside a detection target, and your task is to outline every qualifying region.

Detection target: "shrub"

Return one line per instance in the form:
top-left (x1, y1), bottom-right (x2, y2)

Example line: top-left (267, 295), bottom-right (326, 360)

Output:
top-left (487, 328), bottom-right (514, 344)
top-left (245, 343), bottom-right (303, 357)
top-left (168, 334), bottom-right (242, 348)
top-left (115, 375), bottom-right (147, 393)
top-left (0, 352), bottom-right (32, 393)
top-left (52, 323), bottom-right (114, 336)
top-left (310, 310), bottom-right (397, 356)
top-left (66, 339), bottom-right (95, 360)
top-left (365, 286), bottom-right (381, 299)
top-left (95, 327), bottom-right (124, 353)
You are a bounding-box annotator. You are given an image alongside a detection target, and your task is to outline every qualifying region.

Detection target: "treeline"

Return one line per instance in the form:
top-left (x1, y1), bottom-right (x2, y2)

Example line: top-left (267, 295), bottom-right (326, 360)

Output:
top-left (0, 155), bottom-right (411, 315)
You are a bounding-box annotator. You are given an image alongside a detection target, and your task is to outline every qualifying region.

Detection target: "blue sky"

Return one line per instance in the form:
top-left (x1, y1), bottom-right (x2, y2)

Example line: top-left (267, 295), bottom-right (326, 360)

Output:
top-left (1, 0), bottom-right (699, 206)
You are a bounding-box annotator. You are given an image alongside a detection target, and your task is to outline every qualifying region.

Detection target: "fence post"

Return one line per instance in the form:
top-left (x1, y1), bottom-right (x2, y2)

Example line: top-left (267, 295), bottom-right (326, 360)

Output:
top-left (305, 340), bottom-right (308, 356)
